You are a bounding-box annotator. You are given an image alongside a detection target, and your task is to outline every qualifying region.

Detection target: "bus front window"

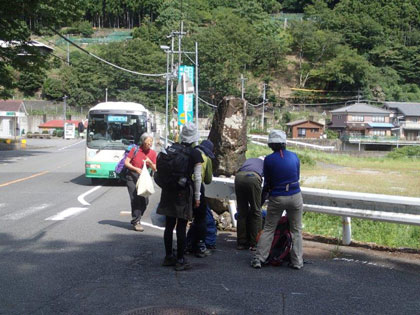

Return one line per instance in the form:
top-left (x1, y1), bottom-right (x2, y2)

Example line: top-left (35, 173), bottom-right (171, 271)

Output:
top-left (87, 113), bottom-right (148, 149)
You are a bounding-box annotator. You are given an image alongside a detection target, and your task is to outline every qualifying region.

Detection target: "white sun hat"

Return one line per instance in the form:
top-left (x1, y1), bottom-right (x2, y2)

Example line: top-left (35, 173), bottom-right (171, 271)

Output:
top-left (268, 130), bottom-right (287, 144)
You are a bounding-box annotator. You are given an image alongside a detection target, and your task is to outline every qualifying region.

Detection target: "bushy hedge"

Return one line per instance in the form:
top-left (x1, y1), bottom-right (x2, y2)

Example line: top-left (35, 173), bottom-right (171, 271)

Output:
top-left (387, 146), bottom-right (420, 159)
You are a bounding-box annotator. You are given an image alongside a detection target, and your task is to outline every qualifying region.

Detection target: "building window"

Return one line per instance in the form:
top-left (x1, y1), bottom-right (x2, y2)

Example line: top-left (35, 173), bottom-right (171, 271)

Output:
top-left (298, 128), bottom-right (306, 137)
top-left (311, 128), bottom-right (319, 133)
top-left (351, 115), bottom-right (364, 122)
top-left (372, 130), bottom-right (386, 136)
top-left (372, 116), bottom-right (385, 122)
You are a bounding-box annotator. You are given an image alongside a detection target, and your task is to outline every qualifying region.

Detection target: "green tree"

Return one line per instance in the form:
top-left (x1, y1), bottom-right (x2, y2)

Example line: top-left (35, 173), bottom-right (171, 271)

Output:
top-left (42, 77), bottom-right (65, 100)
top-left (0, 0), bottom-right (83, 98)
top-left (290, 20), bottom-right (342, 87)
top-left (17, 71), bottom-right (46, 96)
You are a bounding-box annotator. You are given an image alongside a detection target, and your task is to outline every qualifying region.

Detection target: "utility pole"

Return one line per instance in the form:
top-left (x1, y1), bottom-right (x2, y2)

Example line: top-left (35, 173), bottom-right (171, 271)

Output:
top-left (170, 34), bottom-right (175, 116)
top-left (105, 88), bottom-right (108, 102)
top-left (63, 95), bottom-right (67, 138)
top-left (160, 45), bottom-right (171, 148)
top-left (240, 74), bottom-right (247, 100)
top-left (261, 83), bottom-right (267, 131)
top-left (195, 42), bottom-right (199, 127)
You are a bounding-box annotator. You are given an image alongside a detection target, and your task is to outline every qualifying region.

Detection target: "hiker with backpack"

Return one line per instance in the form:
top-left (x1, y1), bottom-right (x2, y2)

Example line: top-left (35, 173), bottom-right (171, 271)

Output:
top-left (155, 122), bottom-right (203, 271)
top-left (124, 133), bottom-right (157, 232)
top-left (186, 139), bottom-right (215, 257)
top-left (251, 130), bottom-right (304, 270)
top-left (234, 158), bottom-right (264, 251)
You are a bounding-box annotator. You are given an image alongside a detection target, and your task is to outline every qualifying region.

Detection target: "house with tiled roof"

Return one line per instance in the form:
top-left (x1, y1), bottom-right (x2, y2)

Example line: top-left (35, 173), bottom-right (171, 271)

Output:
top-left (384, 102), bottom-right (420, 140)
top-left (328, 103), bottom-right (393, 137)
top-left (286, 119), bottom-right (324, 139)
top-left (0, 100), bottom-right (28, 138)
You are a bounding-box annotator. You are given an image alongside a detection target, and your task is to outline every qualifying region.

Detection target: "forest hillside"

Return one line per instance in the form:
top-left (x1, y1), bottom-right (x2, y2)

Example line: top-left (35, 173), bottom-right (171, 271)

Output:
top-left (1, 0), bottom-right (420, 115)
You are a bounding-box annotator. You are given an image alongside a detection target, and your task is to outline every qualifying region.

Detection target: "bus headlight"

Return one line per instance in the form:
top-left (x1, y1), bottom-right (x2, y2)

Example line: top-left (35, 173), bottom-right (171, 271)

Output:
top-left (87, 164), bottom-right (101, 169)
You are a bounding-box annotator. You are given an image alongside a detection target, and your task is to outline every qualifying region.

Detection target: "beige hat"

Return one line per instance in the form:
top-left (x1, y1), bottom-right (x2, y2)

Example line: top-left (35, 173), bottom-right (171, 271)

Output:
top-left (180, 122), bottom-right (199, 143)
top-left (268, 130), bottom-right (287, 144)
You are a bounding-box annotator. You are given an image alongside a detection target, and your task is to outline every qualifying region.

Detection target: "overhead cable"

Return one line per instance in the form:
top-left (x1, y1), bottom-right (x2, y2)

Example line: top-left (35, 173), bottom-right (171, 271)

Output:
top-left (198, 97), bottom-right (217, 108)
top-left (47, 26), bottom-right (166, 77)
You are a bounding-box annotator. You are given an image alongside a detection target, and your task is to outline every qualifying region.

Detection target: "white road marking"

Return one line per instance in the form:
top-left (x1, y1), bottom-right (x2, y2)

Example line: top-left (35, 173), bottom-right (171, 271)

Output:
top-left (333, 257), bottom-right (392, 269)
top-left (45, 207), bottom-right (88, 221)
top-left (119, 211), bottom-right (166, 231)
top-left (140, 221), bottom-right (165, 231)
top-left (0, 203), bottom-right (51, 220)
top-left (77, 185), bottom-right (102, 206)
top-left (58, 140), bottom-right (85, 151)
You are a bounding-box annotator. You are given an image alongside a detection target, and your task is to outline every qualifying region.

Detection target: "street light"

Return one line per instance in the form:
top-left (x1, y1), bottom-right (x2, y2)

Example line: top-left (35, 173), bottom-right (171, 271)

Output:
top-left (160, 45), bottom-right (171, 148)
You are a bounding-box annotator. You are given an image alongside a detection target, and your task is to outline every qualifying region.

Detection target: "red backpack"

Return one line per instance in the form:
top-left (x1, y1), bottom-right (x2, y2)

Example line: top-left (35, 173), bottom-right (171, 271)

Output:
top-left (267, 215), bottom-right (292, 266)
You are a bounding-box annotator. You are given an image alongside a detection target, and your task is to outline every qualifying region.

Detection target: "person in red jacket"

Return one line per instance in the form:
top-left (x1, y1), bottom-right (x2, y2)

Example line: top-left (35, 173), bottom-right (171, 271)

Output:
top-left (124, 133), bottom-right (157, 232)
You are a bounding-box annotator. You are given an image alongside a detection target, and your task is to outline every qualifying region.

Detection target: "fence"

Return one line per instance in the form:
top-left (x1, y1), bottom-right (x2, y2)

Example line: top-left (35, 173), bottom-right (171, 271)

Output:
top-left (158, 135), bottom-right (420, 245)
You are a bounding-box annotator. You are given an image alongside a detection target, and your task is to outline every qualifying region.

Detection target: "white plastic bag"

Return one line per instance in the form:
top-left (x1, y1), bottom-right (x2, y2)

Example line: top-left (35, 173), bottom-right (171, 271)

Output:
top-left (136, 163), bottom-right (155, 197)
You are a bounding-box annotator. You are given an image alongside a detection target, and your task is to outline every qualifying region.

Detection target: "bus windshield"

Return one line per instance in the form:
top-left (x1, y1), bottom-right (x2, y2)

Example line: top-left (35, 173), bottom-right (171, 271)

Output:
top-left (87, 113), bottom-right (147, 150)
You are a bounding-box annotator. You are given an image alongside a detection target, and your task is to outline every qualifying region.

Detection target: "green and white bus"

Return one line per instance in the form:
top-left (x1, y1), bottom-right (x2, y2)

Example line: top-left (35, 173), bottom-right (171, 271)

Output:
top-left (85, 102), bottom-right (151, 183)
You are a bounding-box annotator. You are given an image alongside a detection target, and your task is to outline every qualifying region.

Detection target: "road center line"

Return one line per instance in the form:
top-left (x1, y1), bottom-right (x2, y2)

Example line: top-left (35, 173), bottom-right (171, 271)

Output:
top-left (58, 140), bottom-right (85, 151)
top-left (77, 185), bottom-right (102, 206)
top-left (0, 171), bottom-right (50, 188)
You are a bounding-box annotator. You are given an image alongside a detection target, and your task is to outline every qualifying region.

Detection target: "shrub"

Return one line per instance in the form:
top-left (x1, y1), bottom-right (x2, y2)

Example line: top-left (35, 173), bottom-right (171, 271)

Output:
top-left (387, 146), bottom-right (420, 159)
top-left (56, 130), bottom-right (64, 137)
top-left (325, 129), bottom-right (339, 139)
top-left (296, 152), bottom-right (315, 166)
top-left (42, 130), bottom-right (49, 134)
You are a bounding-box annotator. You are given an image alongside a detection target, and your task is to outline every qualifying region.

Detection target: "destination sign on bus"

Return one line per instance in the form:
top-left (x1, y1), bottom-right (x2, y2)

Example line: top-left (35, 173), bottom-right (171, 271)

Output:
top-left (108, 115), bottom-right (128, 122)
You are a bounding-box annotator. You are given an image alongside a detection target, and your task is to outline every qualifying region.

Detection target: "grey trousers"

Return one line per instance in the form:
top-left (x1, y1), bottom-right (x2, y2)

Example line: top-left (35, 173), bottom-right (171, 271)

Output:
top-left (255, 192), bottom-right (304, 268)
top-left (234, 171), bottom-right (262, 247)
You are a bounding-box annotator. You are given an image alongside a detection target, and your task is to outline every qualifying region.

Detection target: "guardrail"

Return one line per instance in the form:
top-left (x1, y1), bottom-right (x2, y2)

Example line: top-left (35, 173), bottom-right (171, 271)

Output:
top-left (205, 177), bottom-right (420, 245)
top-left (157, 134), bottom-right (420, 245)
top-left (249, 135), bottom-right (336, 151)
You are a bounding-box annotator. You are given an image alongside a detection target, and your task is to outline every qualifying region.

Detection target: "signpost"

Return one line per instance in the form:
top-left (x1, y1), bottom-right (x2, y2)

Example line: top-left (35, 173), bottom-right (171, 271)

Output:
top-left (176, 65), bottom-right (194, 126)
top-left (64, 123), bottom-right (75, 139)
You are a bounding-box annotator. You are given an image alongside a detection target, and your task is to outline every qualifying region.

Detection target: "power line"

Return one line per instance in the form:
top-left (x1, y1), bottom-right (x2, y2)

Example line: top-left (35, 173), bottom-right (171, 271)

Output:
top-left (198, 97), bottom-right (217, 108)
top-left (47, 26), bottom-right (166, 78)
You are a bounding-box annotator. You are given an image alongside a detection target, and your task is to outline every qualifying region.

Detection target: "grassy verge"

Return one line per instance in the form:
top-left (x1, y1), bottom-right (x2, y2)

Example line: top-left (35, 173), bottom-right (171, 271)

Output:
top-left (247, 143), bottom-right (420, 249)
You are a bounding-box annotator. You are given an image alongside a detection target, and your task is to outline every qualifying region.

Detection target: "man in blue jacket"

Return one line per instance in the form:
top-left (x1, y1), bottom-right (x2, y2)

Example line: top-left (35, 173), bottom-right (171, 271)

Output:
top-left (251, 130), bottom-right (304, 270)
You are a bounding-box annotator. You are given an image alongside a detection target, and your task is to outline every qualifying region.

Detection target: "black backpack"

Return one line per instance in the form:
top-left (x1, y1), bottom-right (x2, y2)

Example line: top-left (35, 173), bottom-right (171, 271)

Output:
top-left (154, 143), bottom-right (192, 189)
top-left (267, 215), bottom-right (292, 266)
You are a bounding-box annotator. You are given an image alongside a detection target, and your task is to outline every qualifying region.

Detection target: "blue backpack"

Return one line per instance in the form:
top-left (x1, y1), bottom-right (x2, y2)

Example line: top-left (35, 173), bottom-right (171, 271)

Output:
top-left (115, 145), bottom-right (138, 181)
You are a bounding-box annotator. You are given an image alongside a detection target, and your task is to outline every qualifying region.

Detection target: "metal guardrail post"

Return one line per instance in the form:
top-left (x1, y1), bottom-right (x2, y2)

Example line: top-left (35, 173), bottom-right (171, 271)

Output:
top-left (342, 216), bottom-right (351, 245)
top-left (228, 197), bottom-right (238, 228)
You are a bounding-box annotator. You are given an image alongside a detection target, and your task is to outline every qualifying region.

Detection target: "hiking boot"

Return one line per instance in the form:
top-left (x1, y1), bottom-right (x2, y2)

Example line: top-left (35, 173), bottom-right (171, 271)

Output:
top-left (133, 222), bottom-right (144, 232)
top-left (288, 263), bottom-right (302, 270)
top-left (251, 257), bottom-right (262, 269)
top-left (249, 246), bottom-right (257, 252)
top-left (174, 258), bottom-right (191, 271)
top-left (195, 248), bottom-right (212, 258)
top-left (162, 255), bottom-right (177, 267)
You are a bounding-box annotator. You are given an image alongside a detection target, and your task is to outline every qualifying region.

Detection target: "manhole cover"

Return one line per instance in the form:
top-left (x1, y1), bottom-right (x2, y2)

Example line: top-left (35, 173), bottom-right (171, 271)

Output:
top-left (121, 306), bottom-right (212, 315)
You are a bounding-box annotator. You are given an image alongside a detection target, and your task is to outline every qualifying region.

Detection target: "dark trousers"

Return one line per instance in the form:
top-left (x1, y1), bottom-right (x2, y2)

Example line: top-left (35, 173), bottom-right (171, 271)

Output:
top-left (234, 171), bottom-right (262, 247)
top-left (126, 177), bottom-right (148, 225)
top-left (164, 216), bottom-right (188, 260)
top-left (187, 184), bottom-right (207, 251)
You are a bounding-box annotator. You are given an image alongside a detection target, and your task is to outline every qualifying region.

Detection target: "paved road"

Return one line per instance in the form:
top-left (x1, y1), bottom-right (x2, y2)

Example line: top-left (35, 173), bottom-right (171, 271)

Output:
top-left (0, 138), bottom-right (419, 315)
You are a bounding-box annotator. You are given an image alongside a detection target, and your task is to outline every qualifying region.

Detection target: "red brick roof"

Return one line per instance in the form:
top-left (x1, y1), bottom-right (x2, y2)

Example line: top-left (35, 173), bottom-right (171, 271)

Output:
top-left (39, 120), bottom-right (81, 128)
top-left (0, 100), bottom-right (25, 112)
